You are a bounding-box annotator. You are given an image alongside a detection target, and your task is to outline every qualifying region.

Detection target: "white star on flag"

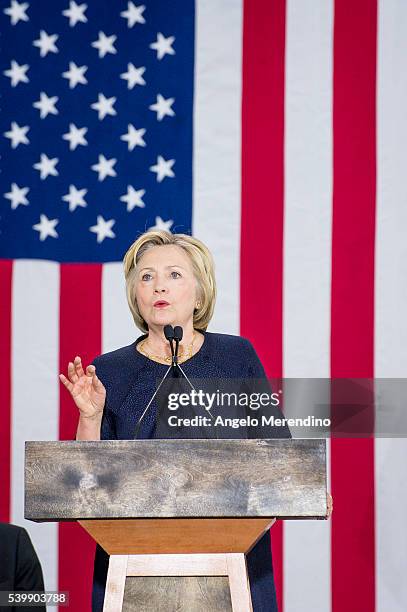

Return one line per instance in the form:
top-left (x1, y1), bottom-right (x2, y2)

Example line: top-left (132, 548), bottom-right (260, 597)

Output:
top-left (62, 185), bottom-right (88, 211)
top-left (120, 63), bottom-right (146, 89)
top-left (150, 32), bottom-right (175, 60)
top-left (33, 154), bottom-right (59, 179)
top-left (120, 2), bottom-right (145, 28)
top-left (149, 94), bottom-right (175, 121)
top-left (120, 186), bottom-right (145, 212)
top-left (91, 155), bottom-right (117, 181)
top-left (4, 1), bottom-right (29, 25)
top-left (149, 155), bottom-right (175, 182)
top-left (149, 216), bottom-right (174, 231)
top-left (62, 62), bottom-right (88, 88)
top-left (62, 124), bottom-right (88, 150)
top-left (33, 92), bottom-right (59, 119)
top-left (4, 183), bottom-right (29, 209)
top-left (91, 93), bottom-right (117, 120)
top-left (33, 30), bottom-right (59, 57)
top-left (33, 214), bottom-right (59, 241)
top-left (91, 31), bottom-right (117, 58)
top-left (3, 60), bottom-right (29, 87)
top-left (62, 1), bottom-right (87, 27)
top-left (89, 216), bottom-right (116, 243)
top-left (4, 122), bottom-right (29, 148)
top-left (120, 125), bottom-right (146, 151)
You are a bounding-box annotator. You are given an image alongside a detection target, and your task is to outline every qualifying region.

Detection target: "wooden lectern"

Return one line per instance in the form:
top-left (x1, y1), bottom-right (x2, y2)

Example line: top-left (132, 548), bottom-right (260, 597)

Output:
top-left (25, 439), bottom-right (327, 611)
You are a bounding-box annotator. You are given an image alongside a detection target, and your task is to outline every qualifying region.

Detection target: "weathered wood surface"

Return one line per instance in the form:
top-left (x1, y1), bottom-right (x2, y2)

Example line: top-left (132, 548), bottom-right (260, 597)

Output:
top-left (25, 439), bottom-right (327, 520)
top-left (122, 577), bottom-right (232, 612)
top-left (79, 518), bottom-right (275, 554)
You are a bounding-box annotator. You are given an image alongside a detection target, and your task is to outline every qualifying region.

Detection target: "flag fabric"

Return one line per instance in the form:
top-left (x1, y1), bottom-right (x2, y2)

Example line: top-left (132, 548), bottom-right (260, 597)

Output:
top-left (0, 0), bottom-right (194, 260)
top-left (1, 1), bottom-right (406, 612)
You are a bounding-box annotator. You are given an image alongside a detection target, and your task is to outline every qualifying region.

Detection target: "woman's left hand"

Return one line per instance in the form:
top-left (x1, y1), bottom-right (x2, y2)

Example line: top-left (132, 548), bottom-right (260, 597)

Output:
top-left (326, 493), bottom-right (333, 518)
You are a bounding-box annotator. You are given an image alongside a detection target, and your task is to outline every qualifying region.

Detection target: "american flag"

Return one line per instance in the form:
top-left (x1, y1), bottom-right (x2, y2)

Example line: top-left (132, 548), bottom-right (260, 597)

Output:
top-left (0, 1), bottom-right (406, 611)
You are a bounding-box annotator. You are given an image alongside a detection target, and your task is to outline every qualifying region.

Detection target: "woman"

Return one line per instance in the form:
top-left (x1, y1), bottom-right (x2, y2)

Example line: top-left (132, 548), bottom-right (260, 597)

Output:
top-left (60, 230), bottom-right (292, 611)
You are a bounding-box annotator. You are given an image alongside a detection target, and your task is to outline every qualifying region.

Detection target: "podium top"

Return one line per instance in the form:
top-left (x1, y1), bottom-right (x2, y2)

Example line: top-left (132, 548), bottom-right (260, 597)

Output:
top-left (25, 438), bottom-right (327, 521)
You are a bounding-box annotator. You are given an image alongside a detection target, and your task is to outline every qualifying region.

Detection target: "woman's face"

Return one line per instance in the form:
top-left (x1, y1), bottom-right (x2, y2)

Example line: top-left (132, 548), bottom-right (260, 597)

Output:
top-left (134, 244), bottom-right (198, 330)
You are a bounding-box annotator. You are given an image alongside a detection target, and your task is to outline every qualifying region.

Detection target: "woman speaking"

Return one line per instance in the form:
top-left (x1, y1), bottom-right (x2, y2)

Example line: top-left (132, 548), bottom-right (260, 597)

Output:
top-left (60, 230), bottom-right (291, 612)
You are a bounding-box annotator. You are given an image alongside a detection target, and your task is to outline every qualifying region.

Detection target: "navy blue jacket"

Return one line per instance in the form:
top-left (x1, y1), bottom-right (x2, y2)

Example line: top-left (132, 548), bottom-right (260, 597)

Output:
top-left (91, 331), bottom-right (291, 612)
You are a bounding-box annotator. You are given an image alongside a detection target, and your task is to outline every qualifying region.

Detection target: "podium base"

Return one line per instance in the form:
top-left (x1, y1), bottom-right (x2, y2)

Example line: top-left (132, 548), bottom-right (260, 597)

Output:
top-left (103, 554), bottom-right (253, 612)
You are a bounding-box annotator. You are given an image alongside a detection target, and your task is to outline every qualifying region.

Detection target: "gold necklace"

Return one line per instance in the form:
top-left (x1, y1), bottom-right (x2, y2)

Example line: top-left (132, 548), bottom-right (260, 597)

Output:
top-left (138, 332), bottom-right (197, 364)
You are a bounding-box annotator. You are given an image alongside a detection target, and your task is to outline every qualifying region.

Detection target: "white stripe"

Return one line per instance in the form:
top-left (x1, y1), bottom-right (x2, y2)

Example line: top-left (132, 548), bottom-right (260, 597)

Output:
top-left (11, 261), bottom-right (59, 590)
top-left (102, 263), bottom-right (139, 354)
top-left (375, 438), bottom-right (407, 611)
top-left (376, 1), bottom-right (407, 609)
top-left (192, 0), bottom-right (243, 335)
top-left (283, 2), bottom-right (333, 610)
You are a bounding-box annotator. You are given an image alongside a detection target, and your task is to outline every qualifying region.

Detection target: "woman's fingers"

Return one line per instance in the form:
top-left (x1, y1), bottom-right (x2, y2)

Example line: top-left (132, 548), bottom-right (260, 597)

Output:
top-left (61, 360), bottom-right (103, 399)
top-left (59, 373), bottom-right (74, 393)
top-left (87, 365), bottom-right (105, 392)
top-left (74, 356), bottom-right (85, 378)
top-left (91, 371), bottom-right (104, 392)
top-left (63, 358), bottom-right (91, 390)
top-left (60, 361), bottom-right (105, 416)
top-left (86, 364), bottom-right (96, 377)
top-left (67, 361), bottom-right (79, 384)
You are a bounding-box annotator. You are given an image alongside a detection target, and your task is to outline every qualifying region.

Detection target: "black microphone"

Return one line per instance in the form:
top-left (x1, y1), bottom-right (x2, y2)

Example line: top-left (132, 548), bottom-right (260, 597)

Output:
top-left (173, 326), bottom-right (183, 341)
top-left (164, 324), bottom-right (176, 363)
top-left (133, 325), bottom-right (216, 439)
top-left (164, 324), bottom-right (180, 366)
top-left (164, 324), bottom-right (175, 341)
top-left (173, 326), bottom-right (183, 365)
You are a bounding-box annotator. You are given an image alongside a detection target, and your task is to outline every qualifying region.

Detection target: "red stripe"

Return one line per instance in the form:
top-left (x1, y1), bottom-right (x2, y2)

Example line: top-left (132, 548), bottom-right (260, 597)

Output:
top-left (0, 261), bottom-right (13, 523)
top-left (241, 1), bottom-right (286, 609)
top-left (59, 264), bottom-right (102, 611)
top-left (331, 1), bottom-right (377, 611)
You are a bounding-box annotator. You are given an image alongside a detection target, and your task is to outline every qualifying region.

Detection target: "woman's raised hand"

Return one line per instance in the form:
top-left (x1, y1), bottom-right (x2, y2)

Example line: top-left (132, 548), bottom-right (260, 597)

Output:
top-left (59, 356), bottom-right (106, 419)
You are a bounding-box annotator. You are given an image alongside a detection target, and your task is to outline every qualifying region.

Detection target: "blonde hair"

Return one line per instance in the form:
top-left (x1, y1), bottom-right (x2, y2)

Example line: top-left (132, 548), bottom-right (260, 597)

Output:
top-left (123, 230), bottom-right (216, 332)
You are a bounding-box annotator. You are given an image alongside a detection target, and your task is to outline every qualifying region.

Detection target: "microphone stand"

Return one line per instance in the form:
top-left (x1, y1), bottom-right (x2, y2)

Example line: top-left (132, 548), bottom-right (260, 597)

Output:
top-left (172, 326), bottom-right (215, 421)
top-left (133, 364), bottom-right (173, 439)
top-left (133, 325), bottom-right (216, 439)
top-left (133, 325), bottom-right (176, 439)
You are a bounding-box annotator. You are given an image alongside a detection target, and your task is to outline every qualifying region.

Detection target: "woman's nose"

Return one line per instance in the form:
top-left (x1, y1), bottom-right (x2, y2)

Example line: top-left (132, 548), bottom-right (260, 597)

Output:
top-left (154, 281), bottom-right (168, 293)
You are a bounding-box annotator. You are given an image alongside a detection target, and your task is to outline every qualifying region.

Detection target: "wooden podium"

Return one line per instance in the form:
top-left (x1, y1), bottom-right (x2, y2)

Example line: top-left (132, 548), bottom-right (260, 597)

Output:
top-left (25, 439), bottom-right (328, 611)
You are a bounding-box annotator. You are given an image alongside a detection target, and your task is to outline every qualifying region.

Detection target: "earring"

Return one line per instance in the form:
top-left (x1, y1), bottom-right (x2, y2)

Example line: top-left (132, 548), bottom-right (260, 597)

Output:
top-left (195, 301), bottom-right (201, 309)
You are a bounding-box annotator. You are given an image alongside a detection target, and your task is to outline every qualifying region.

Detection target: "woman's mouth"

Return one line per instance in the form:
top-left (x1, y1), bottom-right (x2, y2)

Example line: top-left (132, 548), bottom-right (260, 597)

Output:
top-left (153, 300), bottom-right (170, 308)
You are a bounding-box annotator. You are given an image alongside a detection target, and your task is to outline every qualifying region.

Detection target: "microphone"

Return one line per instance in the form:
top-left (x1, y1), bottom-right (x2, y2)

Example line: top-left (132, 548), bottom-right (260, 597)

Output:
top-left (164, 324), bottom-right (181, 366)
top-left (164, 324), bottom-right (175, 341)
top-left (164, 324), bottom-right (176, 364)
top-left (133, 325), bottom-right (216, 439)
top-left (173, 326), bottom-right (183, 340)
top-left (173, 326), bottom-right (183, 365)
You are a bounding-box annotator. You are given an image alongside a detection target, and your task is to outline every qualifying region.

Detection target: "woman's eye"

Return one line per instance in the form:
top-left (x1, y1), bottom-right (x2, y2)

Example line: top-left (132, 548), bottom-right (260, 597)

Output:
top-left (171, 271), bottom-right (181, 278)
top-left (141, 273), bottom-right (152, 281)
